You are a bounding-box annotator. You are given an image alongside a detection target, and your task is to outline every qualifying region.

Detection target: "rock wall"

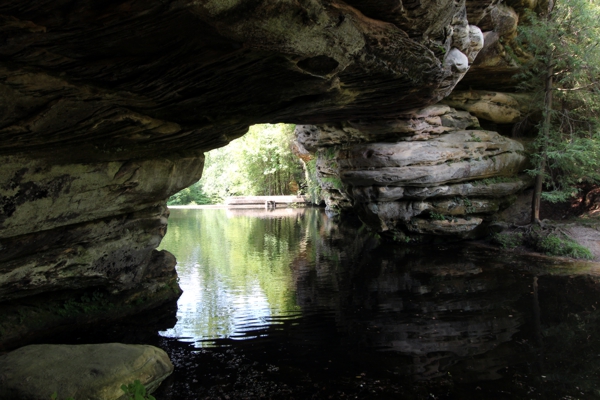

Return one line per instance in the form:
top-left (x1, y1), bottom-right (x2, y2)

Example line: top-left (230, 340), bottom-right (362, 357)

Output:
top-left (0, 0), bottom-right (533, 345)
top-left (296, 105), bottom-right (530, 240)
top-left (289, 0), bottom-right (538, 241)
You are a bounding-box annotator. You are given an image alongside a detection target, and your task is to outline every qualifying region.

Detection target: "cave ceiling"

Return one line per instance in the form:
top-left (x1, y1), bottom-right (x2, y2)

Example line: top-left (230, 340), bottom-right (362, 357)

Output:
top-left (0, 0), bottom-right (519, 161)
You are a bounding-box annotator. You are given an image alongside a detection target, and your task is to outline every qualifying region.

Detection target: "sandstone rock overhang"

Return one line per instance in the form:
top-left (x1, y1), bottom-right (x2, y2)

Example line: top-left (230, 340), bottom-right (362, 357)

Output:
top-left (0, 0), bottom-right (480, 159)
top-left (0, 0), bottom-right (529, 345)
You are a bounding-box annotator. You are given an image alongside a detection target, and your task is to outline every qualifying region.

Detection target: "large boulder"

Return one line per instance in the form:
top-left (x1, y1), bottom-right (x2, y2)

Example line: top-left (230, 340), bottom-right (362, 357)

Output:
top-left (336, 130), bottom-right (526, 186)
top-left (0, 344), bottom-right (173, 400)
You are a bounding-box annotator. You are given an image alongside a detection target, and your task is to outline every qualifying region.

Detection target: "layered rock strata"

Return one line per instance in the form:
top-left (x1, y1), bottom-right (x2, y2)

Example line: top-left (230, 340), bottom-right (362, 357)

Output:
top-left (0, 0), bottom-right (530, 344)
top-left (443, 90), bottom-right (533, 124)
top-left (296, 106), bottom-right (529, 239)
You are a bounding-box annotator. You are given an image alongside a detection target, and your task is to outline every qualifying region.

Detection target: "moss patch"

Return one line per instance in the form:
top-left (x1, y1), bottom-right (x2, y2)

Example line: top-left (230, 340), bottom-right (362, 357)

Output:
top-left (488, 225), bottom-right (594, 260)
top-left (536, 234), bottom-right (594, 259)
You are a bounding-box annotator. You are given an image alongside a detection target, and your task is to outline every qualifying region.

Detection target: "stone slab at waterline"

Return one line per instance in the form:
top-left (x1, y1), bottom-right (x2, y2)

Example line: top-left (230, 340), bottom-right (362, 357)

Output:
top-left (0, 343), bottom-right (173, 400)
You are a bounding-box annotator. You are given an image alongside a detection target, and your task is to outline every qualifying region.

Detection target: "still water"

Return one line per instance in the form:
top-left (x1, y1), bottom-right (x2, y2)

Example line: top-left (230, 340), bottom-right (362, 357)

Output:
top-left (145, 207), bottom-right (600, 399)
top-left (158, 208), bottom-right (304, 345)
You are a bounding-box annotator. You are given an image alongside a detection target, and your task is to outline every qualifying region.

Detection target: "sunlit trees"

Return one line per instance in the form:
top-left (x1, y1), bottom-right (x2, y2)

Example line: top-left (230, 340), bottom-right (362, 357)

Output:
top-left (168, 124), bottom-right (304, 205)
top-left (515, 0), bottom-right (600, 223)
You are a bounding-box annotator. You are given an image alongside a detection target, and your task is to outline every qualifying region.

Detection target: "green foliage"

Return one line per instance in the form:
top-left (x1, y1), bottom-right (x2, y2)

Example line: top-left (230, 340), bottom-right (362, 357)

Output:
top-left (490, 227), bottom-right (592, 259)
top-left (56, 290), bottom-right (112, 317)
top-left (324, 146), bottom-right (337, 160)
top-left (304, 158), bottom-right (322, 205)
top-left (167, 184), bottom-right (212, 206)
top-left (168, 124), bottom-right (304, 205)
top-left (200, 124), bottom-right (304, 202)
top-left (121, 380), bottom-right (156, 400)
top-left (467, 133), bottom-right (482, 142)
top-left (429, 212), bottom-right (447, 221)
top-left (455, 196), bottom-right (475, 214)
top-left (391, 231), bottom-right (411, 243)
top-left (537, 134), bottom-right (600, 202)
top-left (537, 234), bottom-right (593, 259)
top-left (320, 176), bottom-right (344, 191)
top-left (515, 0), bottom-right (600, 202)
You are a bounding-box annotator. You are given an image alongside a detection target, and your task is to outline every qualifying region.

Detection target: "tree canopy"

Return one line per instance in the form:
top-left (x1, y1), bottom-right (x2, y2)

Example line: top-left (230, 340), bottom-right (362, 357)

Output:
top-left (168, 124), bottom-right (304, 205)
top-left (515, 0), bottom-right (600, 221)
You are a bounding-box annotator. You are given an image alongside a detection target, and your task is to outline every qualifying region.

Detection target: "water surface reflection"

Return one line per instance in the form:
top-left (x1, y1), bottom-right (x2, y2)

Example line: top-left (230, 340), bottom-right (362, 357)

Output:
top-left (154, 208), bottom-right (600, 398)
top-left (159, 208), bottom-right (307, 343)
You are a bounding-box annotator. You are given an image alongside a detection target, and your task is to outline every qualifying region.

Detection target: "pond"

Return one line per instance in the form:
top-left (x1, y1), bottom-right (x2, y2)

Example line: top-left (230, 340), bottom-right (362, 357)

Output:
top-left (60, 207), bottom-right (600, 399)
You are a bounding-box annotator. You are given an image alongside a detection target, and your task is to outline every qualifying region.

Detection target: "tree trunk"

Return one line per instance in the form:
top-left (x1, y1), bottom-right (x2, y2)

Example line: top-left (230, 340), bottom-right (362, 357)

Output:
top-left (277, 168), bottom-right (281, 195)
top-left (531, 0), bottom-right (556, 224)
top-left (531, 59), bottom-right (554, 224)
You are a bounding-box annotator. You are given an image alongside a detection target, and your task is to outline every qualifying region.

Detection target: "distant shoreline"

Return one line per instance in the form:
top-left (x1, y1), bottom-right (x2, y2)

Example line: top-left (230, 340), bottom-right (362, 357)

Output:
top-left (168, 204), bottom-right (312, 209)
top-left (168, 204), bottom-right (227, 209)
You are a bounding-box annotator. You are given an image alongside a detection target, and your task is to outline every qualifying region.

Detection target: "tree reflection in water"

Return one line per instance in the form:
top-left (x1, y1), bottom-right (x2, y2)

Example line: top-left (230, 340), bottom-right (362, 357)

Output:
top-left (151, 208), bottom-right (600, 398)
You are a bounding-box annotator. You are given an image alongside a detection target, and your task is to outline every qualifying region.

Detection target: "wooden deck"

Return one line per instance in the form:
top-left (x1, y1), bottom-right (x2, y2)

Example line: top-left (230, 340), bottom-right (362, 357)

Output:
top-left (224, 195), bottom-right (309, 207)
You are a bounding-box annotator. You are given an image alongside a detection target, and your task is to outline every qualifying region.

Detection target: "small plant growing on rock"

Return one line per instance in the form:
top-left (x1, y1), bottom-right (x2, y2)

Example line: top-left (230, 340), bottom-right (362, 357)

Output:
top-left (429, 212), bottom-right (447, 221)
top-left (493, 223), bottom-right (595, 260)
top-left (455, 196), bottom-right (475, 214)
top-left (392, 232), bottom-right (411, 243)
top-left (121, 380), bottom-right (156, 400)
top-left (468, 133), bottom-right (482, 142)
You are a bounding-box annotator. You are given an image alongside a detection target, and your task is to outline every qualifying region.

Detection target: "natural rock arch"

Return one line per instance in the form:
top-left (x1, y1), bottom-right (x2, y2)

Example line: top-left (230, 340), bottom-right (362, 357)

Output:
top-left (0, 0), bottom-right (531, 348)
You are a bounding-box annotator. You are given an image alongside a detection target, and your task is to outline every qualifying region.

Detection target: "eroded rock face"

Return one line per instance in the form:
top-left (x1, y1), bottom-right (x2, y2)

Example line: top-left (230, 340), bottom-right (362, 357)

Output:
top-left (0, 0), bottom-right (533, 343)
top-left (0, 151), bottom-right (200, 343)
top-left (296, 105), bottom-right (480, 151)
top-left (443, 90), bottom-right (533, 124)
top-left (296, 106), bottom-right (529, 239)
top-left (0, 0), bottom-right (476, 157)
